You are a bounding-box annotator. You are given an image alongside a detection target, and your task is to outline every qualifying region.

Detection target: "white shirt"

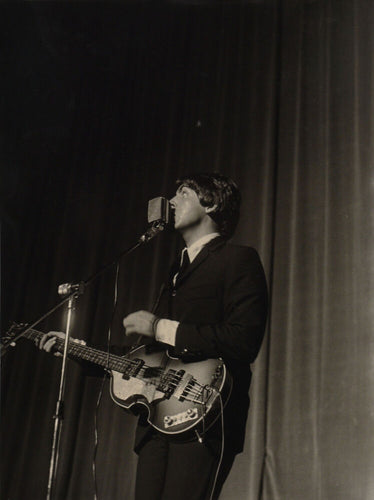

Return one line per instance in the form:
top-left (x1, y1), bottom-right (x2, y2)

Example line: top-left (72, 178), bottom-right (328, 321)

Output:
top-left (172, 232), bottom-right (221, 285)
top-left (185, 232), bottom-right (220, 263)
top-left (156, 233), bottom-right (220, 346)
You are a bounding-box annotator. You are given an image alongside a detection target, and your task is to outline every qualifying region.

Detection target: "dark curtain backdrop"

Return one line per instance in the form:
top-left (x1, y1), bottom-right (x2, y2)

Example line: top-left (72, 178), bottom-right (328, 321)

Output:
top-left (1, 1), bottom-right (373, 499)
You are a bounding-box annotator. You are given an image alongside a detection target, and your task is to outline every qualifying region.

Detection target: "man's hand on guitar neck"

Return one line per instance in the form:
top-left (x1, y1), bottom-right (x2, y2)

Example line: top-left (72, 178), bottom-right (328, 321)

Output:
top-left (38, 331), bottom-right (66, 357)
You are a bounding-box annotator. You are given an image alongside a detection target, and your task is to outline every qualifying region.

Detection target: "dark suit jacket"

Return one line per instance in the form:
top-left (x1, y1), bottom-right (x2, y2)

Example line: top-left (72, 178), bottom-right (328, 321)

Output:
top-left (136, 236), bottom-right (268, 454)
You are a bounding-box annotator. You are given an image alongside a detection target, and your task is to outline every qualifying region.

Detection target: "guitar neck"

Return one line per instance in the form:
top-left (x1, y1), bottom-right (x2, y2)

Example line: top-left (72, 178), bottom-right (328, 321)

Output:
top-left (25, 329), bottom-right (129, 373)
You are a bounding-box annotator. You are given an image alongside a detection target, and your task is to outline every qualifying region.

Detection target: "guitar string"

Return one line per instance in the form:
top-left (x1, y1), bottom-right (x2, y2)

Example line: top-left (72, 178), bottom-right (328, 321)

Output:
top-left (27, 329), bottom-right (214, 403)
top-left (63, 333), bottom-right (210, 402)
top-left (29, 330), bottom-right (205, 394)
top-left (28, 329), bottom-right (204, 385)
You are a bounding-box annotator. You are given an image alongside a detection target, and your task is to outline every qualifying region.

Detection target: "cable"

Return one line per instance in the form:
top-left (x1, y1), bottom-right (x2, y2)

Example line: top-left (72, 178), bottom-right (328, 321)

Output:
top-left (92, 262), bottom-right (120, 500)
top-left (209, 391), bottom-right (225, 500)
top-left (92, 377), bottom-right (106, 500)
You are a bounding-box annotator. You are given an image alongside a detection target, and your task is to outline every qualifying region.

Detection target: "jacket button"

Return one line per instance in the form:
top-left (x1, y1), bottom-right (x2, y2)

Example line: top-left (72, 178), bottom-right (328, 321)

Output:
top-left (172, 290), bottom-right (177, 297)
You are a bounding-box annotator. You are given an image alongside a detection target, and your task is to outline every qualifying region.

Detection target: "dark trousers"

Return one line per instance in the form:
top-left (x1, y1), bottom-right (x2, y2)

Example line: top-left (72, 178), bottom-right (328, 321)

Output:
top-left (135, 432), bottom-right (236, 500)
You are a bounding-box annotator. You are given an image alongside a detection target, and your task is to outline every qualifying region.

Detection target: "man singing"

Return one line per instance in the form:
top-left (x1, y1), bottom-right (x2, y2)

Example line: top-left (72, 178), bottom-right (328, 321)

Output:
top-left (40, 172), bottom-right (268, 500)
top-left (123, 173), bottom-right (268, 499)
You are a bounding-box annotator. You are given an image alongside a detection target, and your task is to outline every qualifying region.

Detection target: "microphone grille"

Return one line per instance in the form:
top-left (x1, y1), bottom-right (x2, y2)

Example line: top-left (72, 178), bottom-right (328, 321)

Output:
top-left (147, 197), bottom-right (170, 224)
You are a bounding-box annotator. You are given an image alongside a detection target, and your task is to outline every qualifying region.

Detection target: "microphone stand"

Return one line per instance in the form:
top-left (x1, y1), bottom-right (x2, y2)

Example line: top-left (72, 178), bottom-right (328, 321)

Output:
top-left (1, 220), bottom-right (166, 355)
top-left (46, 292), bottom-right (76, 500)
top-left (46, 220), bottom-right (168, 500)
top-left (1, 219), bottom-right (168, 500)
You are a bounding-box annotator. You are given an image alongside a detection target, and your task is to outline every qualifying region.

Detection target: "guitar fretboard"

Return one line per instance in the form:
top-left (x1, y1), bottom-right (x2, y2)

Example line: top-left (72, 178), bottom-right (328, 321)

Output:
top-left (25, 329), bottom-right (136, 374)
top-left (22, 329), bottom-right (199, 400)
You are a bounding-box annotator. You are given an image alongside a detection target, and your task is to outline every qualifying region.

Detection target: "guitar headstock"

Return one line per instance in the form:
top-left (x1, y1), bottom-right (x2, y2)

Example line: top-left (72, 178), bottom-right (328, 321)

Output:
top-left (1, 322), bottom-right (28, 355)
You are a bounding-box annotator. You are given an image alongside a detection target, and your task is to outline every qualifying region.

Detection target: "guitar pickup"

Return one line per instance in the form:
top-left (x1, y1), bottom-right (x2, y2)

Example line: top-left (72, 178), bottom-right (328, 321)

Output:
top-left (122, 358), bottom-right (144, 380)
top-left (143, 367), bottom-right (161, 378)
top-left (155, 369), bottom-right (185, 398)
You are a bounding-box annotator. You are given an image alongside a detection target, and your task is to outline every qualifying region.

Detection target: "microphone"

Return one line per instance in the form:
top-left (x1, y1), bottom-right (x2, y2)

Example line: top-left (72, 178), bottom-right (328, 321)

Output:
top-left (147, 197), bottom-right (170, 224)
top-left (139, 197), bottom-right (171, 243)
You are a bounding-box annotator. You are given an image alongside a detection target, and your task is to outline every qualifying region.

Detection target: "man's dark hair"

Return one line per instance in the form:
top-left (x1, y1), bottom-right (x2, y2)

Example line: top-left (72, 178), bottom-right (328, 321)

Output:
top-left (176, 172), bottom-right (241, 239)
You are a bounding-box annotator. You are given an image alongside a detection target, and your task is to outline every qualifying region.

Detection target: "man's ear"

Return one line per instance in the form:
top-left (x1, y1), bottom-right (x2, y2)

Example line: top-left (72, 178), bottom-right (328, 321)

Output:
top-left (205, 205), bottom-right (217, 214)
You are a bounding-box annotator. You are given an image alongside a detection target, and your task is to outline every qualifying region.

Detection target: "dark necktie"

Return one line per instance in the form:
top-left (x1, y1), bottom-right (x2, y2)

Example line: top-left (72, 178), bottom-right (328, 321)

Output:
top-left (174, 248), bottom-right (190, 285)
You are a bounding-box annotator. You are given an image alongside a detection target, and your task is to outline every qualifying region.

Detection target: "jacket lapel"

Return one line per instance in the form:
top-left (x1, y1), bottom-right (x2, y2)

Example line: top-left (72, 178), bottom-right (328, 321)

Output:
top-left (175, 236), bottom-right (225, 287)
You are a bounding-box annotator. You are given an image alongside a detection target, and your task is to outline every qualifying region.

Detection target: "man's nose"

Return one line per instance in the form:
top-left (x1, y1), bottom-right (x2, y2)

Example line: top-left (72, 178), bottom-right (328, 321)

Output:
top-left (169, 196), bottom-right (177, 208)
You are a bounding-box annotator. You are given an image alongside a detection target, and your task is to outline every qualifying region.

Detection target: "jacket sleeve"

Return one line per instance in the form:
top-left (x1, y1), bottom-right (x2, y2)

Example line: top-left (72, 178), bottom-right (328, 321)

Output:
top-left (173, 247), bottom-right (268, 363)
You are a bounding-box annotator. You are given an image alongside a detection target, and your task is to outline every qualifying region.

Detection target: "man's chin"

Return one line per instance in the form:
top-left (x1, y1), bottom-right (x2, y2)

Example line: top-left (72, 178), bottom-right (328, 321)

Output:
top-left (173, 217), bottom-right (183, 230)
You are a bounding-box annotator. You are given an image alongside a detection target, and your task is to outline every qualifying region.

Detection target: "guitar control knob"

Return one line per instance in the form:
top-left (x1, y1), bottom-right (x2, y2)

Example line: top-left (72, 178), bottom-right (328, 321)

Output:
top-left (186, 408), bottom-right (194, 416)
top-left (164, 416), bottom-right (173, 425)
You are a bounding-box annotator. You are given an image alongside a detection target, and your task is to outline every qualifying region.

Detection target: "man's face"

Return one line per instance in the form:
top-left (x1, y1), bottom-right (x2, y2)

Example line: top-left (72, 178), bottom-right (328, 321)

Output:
top-left (170, 186), bottom-right (207, 231)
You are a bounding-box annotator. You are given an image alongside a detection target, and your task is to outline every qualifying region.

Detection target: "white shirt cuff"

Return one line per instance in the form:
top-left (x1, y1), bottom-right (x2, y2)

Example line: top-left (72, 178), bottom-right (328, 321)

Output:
top-left (155, 319), bottom-right (179, 346)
